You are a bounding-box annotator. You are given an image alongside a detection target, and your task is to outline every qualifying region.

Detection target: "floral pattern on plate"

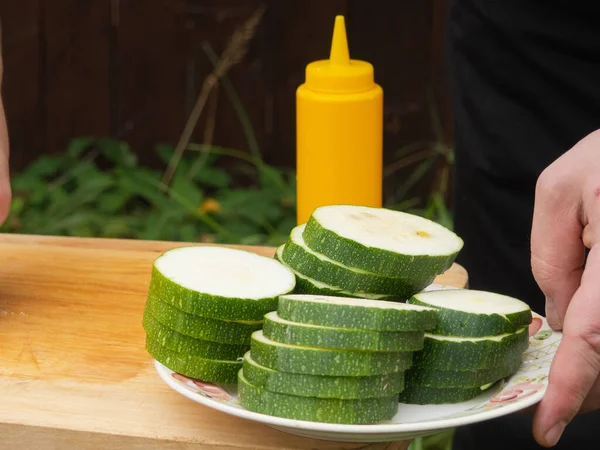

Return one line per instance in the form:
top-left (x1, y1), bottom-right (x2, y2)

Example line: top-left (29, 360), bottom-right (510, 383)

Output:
top-left (170, 373), bottom-right (240, 405)
top-left (438, 313), bottom-right (559, 420)
top-left (153, 288), bottom-right (563, 442)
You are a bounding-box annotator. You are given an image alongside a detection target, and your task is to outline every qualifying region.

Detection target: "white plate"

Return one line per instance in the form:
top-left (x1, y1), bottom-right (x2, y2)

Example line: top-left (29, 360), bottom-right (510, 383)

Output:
top-left (153, 286), bottom-right (561, 442)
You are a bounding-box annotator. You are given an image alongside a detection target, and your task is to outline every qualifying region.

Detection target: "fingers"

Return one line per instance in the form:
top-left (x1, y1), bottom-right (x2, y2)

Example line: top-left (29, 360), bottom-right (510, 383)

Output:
top-left (0, 170), bottom-right (11, 225)
top-left (533, 245), bottom-right (600, 447)
top-left (531, 168), bottom-right (584, 330)
top-left (0, 98), bottom-right (10, 225)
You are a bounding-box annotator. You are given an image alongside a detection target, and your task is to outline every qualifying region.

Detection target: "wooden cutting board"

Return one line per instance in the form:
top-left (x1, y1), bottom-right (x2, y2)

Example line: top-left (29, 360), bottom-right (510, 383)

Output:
top-left (0, 233), bottom-right (468, 450)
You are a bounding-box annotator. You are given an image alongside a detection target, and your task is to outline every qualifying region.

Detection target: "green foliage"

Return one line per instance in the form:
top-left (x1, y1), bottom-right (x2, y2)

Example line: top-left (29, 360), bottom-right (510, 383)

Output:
top-left (3, 134), bottom-right (455, 247)
top-left (408, 429), bottom-right (456, 450)
top-left (3, 134), bottom-right (454, 245)
top-left (2, 137), bottom-right (296, 246)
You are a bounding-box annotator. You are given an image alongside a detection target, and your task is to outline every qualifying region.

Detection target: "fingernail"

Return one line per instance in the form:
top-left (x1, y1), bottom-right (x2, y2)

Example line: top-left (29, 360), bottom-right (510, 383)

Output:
top-left (545, 421), bottom-right (566, 447)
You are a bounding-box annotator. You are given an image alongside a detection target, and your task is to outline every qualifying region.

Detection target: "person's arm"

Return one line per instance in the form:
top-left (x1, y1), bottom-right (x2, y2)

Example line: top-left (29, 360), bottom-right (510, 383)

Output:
top-left (0, 22), bottom-right (11, 225)
top-left (530, 129), bottom-right (600, 447)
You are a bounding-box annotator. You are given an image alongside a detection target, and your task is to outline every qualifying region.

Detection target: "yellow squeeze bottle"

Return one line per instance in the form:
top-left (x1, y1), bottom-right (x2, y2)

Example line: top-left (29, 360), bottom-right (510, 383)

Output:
top-left (296, 15), bottom-right (383, 224)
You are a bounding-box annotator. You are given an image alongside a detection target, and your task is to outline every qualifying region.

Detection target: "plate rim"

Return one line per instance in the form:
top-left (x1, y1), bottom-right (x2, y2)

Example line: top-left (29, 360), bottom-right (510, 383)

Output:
top-left (153, 313), bottom-right (560, 437)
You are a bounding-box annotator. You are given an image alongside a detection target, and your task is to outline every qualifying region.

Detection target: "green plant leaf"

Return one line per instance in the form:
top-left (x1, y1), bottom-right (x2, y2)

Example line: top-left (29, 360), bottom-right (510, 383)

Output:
top-left (178, 223), bottom-right (199, 242)
top-left (67, 137), bottom-right (95, 157)
top-left (22, 155), bottom-right (63, 179)
top-left (49, 186), bottom-right (69, 208)
top-left (194, 167), bottom-right (230, 188)
top-left (98, 190), bottom-right (132, 214)
top-left (103, 216), bottom-right (135, 238)
top-left (432, 193), bottom-right (453, 230)
top-left (9, 196), bottom-right (25, 216)
top-left (155, 144), bottom-right (175, 165)
top-left (217, 188), bottom-right (280, 226)
top-left (171, 174), bottom-right (203, 207)
top-left (96, 138), bottom-right (138, 168)
top-left (394, 156), bottom-right (438, 203)
top-left (259, 164), bottom-right (287, 190)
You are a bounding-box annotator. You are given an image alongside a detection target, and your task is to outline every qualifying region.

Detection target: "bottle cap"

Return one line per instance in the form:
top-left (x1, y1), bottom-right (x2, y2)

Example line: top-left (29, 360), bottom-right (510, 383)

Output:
top-left (304, 16), bottom-right (375, 93)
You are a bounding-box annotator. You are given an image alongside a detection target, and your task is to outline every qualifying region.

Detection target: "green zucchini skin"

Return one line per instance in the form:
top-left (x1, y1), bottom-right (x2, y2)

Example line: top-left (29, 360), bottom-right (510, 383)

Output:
top-left (405, 353), bottom-right (523, 388)
top-left (147, 246), bottom-right (297, 322)
top-left (282, 225), bottom-right (417, 297)
top-left (275, 246), bottom-right (400, 301)
top-left (398, 384), bottom-right (486, 405)
top-left (238, 370), bottom-right (400, 424)
top-left (147, 266), bottom-right (282, 322)
top-left (412, 327), bottom-right (529, 371)
top-left (146, 337), bottom-right (242, 384)
top-left (250, 330), bottom-right (413, 377)
top-left (302, 205), bottom-right (462, 279)
top-left (144, 295), bottom-right (262, 345)
top-left (262, 311), bottom-right (425, 352)
top-left (242, 352), bottom-right (405, 399)
top-left (276, 294), bottom-right (437, 332)
top-left (407, 290), bottom-right (532, 337)
top-left (142, 311), bottom-right (249, 359)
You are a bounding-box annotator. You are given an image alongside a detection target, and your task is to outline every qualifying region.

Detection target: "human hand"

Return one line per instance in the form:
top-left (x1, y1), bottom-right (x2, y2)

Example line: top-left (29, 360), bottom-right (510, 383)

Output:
top-left (0, 50), bottom-right (10, 225)
top-left (0, 99), bottom-right (11, 225)
top-left (530, 129), bottom-right (600, 446)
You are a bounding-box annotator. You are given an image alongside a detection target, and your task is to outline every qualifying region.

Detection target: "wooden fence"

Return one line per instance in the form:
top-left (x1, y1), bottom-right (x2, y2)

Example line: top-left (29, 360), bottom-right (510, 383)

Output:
top-left (0, 0), bottom-right (451, 173)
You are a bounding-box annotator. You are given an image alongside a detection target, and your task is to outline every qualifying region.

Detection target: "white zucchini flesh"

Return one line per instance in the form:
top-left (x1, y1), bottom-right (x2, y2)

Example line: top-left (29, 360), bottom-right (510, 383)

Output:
top-left (302, 205), bottom-right (463, 278)
top-left (307, 204), bottom-right (464, 256)
top-left (155, 245), bottom-right (296, 299)
top-left (410, 289), bottom-right (530, 315)
top-left (149, 245), bottom-right (296, 321)
top-left (281, 224), bottom-right (434, 298)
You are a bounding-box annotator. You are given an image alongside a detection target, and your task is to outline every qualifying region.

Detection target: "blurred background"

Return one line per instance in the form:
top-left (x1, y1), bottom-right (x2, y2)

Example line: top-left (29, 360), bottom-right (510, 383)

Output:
top-left (1, 2), bottom-right (458, 447)
top-left (0, 0), bottom-right (455, 247)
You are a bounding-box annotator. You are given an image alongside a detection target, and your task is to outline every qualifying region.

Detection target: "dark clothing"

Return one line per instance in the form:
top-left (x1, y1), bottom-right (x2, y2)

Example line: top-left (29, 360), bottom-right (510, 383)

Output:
top-left (447, 0), bottom-right (600, 447)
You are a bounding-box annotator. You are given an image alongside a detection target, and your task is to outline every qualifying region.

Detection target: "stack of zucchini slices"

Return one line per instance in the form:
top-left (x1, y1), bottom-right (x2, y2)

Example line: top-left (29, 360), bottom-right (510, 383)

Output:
top-left (142, 245), bottom-right (296, 384)
top-left (237, 294), bottom-right (438, 424)
top-left (401, 289), bottom-right (532, 404)
top-left (275, 204), bottom-right (464, 301)
top-left (142, 204), bottom-right (533, 419)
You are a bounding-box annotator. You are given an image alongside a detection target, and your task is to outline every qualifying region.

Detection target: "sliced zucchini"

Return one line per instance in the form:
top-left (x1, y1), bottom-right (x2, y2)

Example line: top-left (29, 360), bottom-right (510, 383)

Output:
top-left (148, 245), bottom-right (295, 321)
top-left (144, 295), bottom-right (262, 345)
top-left (412, 327), bottom-right (529, 371)
top-left (302, 205), bottom-right (463, 278)
top-left (238, 370), bottom-right (399, 424)
top-left (282, 224), bottom-right (420, 297)
top-left (275, 245), bottom-right (399, 301)
top-left (263, 311), bottom-right (424, 352)
top-left (277, 293), bottom-right (437, 332)
top-left (405, 353), bottom-right (522, 388)
top-left (142, 311), bottom-right (249, 359)
top-left (242, 352), bottom-right (405, 399)
top-left (146, 337), bottom-right (241, 384)
top-left (398, 384), bottom-right (487, 405)
top-left (407, 289), bottom-right (532, 337)
top-left (250, 330), bottom-right (413, 376)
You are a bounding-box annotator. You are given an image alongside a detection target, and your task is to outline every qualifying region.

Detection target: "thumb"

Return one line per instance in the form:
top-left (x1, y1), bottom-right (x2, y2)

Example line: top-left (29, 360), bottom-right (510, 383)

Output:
top-left (531, 171), bottom-right (584, 330)
top-left (533, 245), bottom-right (600, 446)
